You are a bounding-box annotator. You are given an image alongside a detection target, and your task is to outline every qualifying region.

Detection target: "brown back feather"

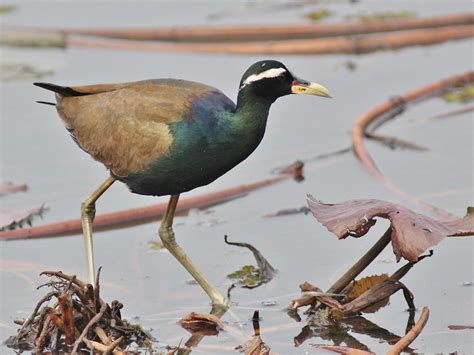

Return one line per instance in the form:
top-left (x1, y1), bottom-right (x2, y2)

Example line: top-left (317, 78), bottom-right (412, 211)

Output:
top-left (55, 79), bottom-right (219, 176)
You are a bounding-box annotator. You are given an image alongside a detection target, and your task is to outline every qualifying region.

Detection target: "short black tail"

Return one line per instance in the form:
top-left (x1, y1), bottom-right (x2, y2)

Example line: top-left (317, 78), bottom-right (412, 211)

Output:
top-left (36, 100), bottom-right (56, 106)
top-left (33, 82), bottom-right (85, 97)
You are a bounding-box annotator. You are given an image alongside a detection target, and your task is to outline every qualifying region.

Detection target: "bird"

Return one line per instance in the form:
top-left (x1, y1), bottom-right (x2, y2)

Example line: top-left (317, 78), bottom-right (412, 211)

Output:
top-left (34, 60), bottom-right (331, 309)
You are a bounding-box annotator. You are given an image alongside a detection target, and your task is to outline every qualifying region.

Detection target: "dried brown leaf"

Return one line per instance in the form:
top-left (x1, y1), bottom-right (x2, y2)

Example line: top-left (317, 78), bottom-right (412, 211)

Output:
top-left (179, 312), bottom-right (224, 336)
top-left (291, 295), bottom-right (317, 309)
top-left (342, 280), bottom-right (407, 316)
top-left (345, 274), bottom-right (389, 302)
top-left (315, 295), bottom-right (344, 311)
top-left (48, 313), bottom-right (64, 328)
top-left (307, 196), bottom-right (474, 261)
top-left (235, 336), bottom-right (270, 355)
top-left (299, 281), bottom-right (321, 292)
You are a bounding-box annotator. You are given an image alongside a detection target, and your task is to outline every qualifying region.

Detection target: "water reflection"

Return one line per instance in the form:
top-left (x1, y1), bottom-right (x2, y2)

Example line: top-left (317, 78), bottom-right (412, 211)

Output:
top-left (293, 310), bottom-right (416, 353)
top-left (172, 303), bottom-right (417, 354)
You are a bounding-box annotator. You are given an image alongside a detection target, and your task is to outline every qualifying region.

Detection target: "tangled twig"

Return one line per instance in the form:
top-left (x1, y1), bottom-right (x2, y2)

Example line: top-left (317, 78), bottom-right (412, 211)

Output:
top-left (6, 270), bottom-right (155, 353)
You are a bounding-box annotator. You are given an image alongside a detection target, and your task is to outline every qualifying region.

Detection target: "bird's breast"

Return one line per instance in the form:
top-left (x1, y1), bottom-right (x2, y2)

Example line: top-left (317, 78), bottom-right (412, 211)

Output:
top-left (118, 115), bottom-right (260, 196)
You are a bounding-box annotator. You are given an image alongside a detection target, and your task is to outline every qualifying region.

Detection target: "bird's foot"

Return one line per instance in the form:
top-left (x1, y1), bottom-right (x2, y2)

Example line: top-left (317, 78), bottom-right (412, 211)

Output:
top-left (211, 295), bottom-right (230, 311)
top-left (159, 224), bottom-right (229, 311)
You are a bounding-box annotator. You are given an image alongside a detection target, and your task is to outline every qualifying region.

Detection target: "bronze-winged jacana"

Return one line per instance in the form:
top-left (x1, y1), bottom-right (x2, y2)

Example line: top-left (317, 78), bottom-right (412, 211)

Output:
top-left (34, 60), bottom-right (331, 308)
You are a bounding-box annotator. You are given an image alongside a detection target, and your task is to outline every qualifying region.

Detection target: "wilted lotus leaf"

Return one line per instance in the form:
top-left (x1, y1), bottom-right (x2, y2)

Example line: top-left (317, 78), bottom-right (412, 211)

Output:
top-left (179, 312), bottom-right (224, 336)
top-left (307, 196), bottom-right (474, 261)
top-left (0, 206), bottom-right (47, 231)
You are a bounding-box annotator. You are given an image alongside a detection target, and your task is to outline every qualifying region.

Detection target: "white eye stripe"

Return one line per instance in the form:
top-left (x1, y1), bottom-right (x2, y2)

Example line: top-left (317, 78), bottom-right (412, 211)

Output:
top-left (240, 67), bottom-right (287, 90)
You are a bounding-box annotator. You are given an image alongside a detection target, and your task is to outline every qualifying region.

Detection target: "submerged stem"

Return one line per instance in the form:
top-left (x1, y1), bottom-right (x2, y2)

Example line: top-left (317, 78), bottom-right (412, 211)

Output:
top-left (326, 228), bottom-right (392, 294)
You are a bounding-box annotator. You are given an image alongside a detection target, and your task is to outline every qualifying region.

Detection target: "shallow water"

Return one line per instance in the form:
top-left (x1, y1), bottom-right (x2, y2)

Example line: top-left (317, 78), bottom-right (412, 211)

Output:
top-left (1, 1), bottom-right (473, 353)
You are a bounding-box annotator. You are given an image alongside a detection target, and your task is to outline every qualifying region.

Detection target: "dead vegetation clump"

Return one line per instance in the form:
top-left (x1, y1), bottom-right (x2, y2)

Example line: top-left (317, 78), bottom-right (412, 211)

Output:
top-left (5, 269), bottom-right (155, 354)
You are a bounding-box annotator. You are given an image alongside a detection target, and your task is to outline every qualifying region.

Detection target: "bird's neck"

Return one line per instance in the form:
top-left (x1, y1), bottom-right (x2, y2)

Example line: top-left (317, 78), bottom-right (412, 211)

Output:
top-left (211, 91), bottom-right (274, 169)
top-left (234, 90), bottom-right (274, 136)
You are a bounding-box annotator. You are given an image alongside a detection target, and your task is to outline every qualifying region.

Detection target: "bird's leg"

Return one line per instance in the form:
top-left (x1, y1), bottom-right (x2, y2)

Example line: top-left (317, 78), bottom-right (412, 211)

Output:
top-left (159, 194), bottom-right (229, 309)
top-left (81, 176), bottom-right (116, 285)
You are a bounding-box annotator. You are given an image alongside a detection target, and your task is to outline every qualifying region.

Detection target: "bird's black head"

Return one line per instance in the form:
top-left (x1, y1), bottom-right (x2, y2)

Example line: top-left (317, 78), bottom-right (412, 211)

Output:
top-left (239, 60), bottom-right (293, 100)
top-left (238, 60), bottom-right (331, 102)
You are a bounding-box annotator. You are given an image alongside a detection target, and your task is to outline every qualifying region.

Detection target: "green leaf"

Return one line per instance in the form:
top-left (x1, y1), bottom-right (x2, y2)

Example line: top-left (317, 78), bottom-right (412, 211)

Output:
top-left (227, 264), bottom-right (262, 287)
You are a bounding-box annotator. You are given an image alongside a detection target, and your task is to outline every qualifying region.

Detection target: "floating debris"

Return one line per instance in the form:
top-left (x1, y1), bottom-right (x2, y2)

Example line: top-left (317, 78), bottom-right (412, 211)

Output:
top-left (448, 325), bottom-right (474, 330)
top-left (345, 60), bottom-right (357, 71)
top-left (260, 300), bottom-right (278, 307)
top-left (443, 85), bottom-right (474, 103)
top-left (0, 181), bottom-right (27, 196)
top-left (263, 206), bottom-right (310, 218)
top-left (184, 279), bottom-right (198, 285)
top-left (0, 181), bottom-right (48, 231)
top-left (179, 312), bottom-right (224, 336)
top-left (347, 11), bottom-right (416, 22)
top-left (227, 265), bottom-right (262, 288)
top-left (305, 9), bottom-right (332, 22)
top-left (0, 5), bottom-right (16, 13)
top-left (273, 160), bottom-right (304, 181)
top-left (0, 205), bottom-right (47, 231)
top-left (364, 132), bottom-right (429, 151)
top-left (235, 311), bottom-right (270, 355)
top-left (0, 30), bottom-right (65, 48)
top-left (44, 13), bottom-right (472, 42)
top-left (5, 269), bottom-right (155, 353)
